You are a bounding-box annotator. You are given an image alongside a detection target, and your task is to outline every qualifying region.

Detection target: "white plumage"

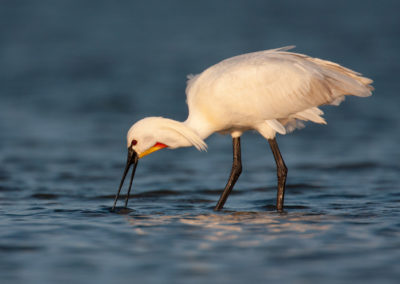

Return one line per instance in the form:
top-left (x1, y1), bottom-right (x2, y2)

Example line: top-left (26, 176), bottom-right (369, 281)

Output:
top-left (114, 46), bottom-right (373, 211)
top-left (183, 46), bottom-right (373, 141)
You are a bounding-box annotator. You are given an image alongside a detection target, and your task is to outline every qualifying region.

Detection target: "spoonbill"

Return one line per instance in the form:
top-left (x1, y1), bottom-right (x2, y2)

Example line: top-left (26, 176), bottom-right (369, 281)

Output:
top-left (112, 46), bottom-right (373, 212)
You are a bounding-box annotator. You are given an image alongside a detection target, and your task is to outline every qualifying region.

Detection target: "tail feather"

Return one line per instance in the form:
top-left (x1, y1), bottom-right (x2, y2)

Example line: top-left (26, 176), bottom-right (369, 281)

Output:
top-left (311, 57), bottom-right (373, 99)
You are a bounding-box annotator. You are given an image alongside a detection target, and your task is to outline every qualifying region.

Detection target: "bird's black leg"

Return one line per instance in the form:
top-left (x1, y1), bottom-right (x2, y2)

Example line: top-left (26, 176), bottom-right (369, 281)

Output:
top-left (268, 138), bottom-right (288, 211)
top-left (214, 137), bottom-right (242, 210)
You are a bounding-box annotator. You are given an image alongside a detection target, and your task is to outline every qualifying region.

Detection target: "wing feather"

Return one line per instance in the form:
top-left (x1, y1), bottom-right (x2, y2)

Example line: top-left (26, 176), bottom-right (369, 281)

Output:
top-left (185, 47), bottom-right (373, 134)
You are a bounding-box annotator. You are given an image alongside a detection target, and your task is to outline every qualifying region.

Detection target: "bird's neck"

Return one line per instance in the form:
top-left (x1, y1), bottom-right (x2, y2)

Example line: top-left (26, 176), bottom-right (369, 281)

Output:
top-left (184, 116), bottom-right (214, 140)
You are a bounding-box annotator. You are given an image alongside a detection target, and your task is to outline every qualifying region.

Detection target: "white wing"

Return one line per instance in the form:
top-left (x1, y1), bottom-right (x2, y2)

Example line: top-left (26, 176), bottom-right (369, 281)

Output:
top-left (186, 47), bottom-right (373, 136)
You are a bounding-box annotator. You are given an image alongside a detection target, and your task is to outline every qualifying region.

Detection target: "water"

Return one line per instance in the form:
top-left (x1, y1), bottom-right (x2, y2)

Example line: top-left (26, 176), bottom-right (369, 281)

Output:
top-left (1, 1), bottom-right (400, 283)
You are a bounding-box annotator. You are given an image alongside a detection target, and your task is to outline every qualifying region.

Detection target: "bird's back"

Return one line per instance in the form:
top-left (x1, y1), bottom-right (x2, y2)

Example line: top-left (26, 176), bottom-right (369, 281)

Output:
top-left (185, 47), bottom-right (373, 138)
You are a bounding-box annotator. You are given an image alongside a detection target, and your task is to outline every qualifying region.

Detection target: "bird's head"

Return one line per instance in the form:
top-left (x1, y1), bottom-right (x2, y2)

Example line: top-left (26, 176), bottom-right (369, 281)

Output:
top-left (126, 116), bottom-right (207, 157)
top-left (112, 116), bottom-right (207, 210)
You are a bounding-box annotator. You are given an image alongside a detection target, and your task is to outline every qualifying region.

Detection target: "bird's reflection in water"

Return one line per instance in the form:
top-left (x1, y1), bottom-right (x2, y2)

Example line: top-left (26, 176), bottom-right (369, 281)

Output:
top-left (126, 212), bottom-right (331, 247)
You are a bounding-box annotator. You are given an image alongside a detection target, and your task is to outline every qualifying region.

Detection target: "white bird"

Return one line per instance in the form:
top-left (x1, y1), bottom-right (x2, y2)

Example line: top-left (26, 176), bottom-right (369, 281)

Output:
top-left (112, 46), bottom-right (373, 211)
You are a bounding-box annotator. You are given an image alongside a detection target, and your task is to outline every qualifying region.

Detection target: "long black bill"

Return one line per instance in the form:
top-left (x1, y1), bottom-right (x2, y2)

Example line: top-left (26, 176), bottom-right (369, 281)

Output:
top-left (111, 146), bottom-right (139, 211)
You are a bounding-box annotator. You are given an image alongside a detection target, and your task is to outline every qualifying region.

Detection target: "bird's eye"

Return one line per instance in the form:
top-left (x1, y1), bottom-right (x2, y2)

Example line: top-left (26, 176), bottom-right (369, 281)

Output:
top-left (131, 140), bottom-right (137, 146)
